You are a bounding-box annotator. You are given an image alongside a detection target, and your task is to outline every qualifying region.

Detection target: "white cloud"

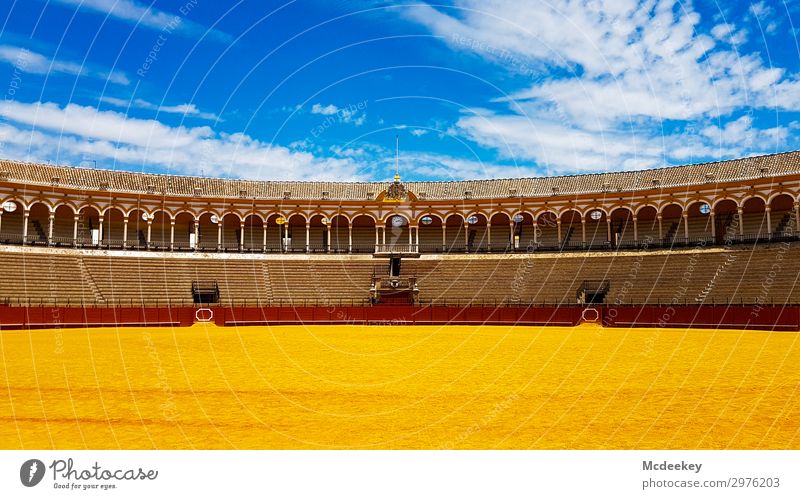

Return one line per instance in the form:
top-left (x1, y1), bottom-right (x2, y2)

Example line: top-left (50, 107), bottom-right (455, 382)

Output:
top-left (311, 103), bottom-right (338, 116)
top-left (401, 0), bottom-right (800, 172)
top-left (0, 45), bottom-right (129, 84)
top-left (749, 2), bottom-right (780, 35)
top-left (0, 101), bottom-right (363, 180)
top-left (410, 129), bottom-right (428, 137)
top-left (310, 102), bottom-right (367, 125)
top-left (710, 23), bottom-right (748, 45)
top-left (99, 96), bottom-right (219, 120)
top-left (51, 0), bottom-right (233, 43)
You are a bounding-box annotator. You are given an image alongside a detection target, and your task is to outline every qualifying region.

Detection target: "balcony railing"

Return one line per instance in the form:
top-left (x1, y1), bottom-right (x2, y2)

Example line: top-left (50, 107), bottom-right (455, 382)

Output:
top-left (1, 231), bottom-right (798, 254)
top-left (374, 244), bottom-right (419, 253)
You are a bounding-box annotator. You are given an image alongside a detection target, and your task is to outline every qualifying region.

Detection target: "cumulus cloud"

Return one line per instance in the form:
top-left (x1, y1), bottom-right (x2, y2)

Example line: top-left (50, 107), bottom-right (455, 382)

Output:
top-left (0, 45), bottom-right (129, 84)
top-left (0, 101), bottom-right (363, 180)
top-left (401, 0), bottom-right (800, 172)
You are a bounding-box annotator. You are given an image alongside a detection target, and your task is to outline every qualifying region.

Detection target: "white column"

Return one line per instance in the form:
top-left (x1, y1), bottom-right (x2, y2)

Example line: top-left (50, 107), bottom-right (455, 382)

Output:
top-left (533, 221), bottom-right (538, 244)
top-left (765, 206), bottom-right (772, 235)
top-left (193, 221), bottom-right (199, 250)
top-left (407, 225), bottom-right (412, 248)
top-left (464, 223), bottom-right (469, 249)
top-left (22, 210), bottom-right (29, 244)
top-left (123, 216), bottom-right (129, 248)
top-left (98, 217), bottom-right (104, 245)
top-left (48, 213), bottom-right (54, 245)
top-left (73, 214), bottom-right (79, 247)
top-left (509, 221), bottom-right (515, 248)
top-left (348, 222), bottom-right (353, 253)
top-left (486, 223), bottom-right (492, 251)
top-left (262, 224), bottom-right (267, 252)
top-left (147, 220), bottom-right (153, 248)
top-left (216, 221), bottom-right (222, 251)
top-left (657, 215), bottom-right (663, 240)
top-left (170, 220), bottom-right (175, 250)
top-left (0, 210), bottom-right (3, 236)
top-left (414, 225), bottom-right (419, 250)
top-left (327, 226), bottom-right (332, 253)
top-left (442, 225), bottom-right (446, 251)
top-left (737, 208), bottom-right (744, 235)
top-left (682, 213), bottom-right (689, 239)
top-left (606, 218), bottom-right (612, 243)
top-left (306, 223), bottom-right (311, 253)
top-left (581, 218), bottom-right (586, 244)
top-left (557, 220), bottom-right (562, 243)
top-left (710, 211), bottom-right (716, 241)
top-left (382, 226), bottom-right (386, 245)
top-left (375, 225), bottom-right (379, 251)
top-left (239, 222), bottom-right (245, 252)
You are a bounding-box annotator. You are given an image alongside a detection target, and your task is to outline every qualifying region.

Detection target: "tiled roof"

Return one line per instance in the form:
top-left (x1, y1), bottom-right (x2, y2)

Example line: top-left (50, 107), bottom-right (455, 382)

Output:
top-left (1, 151), bottom-right (798, 201)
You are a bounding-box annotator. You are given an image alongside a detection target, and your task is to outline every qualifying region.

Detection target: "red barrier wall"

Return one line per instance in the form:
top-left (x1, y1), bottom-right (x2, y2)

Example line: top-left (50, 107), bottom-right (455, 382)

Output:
top-left (604, 305), bottom-right (800, 331)
top-left (0, 305), bottom-right (195, 329)
top-left (1, 304), bottom-right (797, 331)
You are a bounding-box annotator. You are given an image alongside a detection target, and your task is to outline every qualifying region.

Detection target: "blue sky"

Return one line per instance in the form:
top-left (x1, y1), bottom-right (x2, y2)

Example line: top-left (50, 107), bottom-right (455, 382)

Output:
top-left (0, 0), bottom-right (799, 181)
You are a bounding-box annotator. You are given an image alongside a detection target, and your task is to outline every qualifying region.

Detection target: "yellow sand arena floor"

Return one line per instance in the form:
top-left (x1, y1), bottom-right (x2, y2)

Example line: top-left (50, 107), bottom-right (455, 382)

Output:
top-left (0, 324), bottom-right (798, 449)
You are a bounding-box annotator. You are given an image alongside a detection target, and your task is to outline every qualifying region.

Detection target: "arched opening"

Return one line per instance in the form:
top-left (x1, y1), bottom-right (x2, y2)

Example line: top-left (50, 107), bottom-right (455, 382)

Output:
top-left (635, 206), bottom-right (659, 244)
top-left (560, 209), bottom-right (583, 248)
top-left (536, 211), bottom-right (559, 248)
top-left (712, 199), bottom-right (739, 243)
top-left (685, 201), bottom-right (713, 241)
top-left (465, 213), bottom-right (488, 252)
top-left (173, 212), bottom-right (194, 250)
top-left (285, 214), bottom-right (306, 252)
top-left (584, 209), bottom-right (608, 249)
top-left (444, 214), bottom-right (465, 253)
top-left (741, 197), bottom-right (768, 241)
top-left (102, 208), bottom-right (125, 248)
top-left (609, 208), bottom-right (634, 248)
top-left (76, 206), bottom-right (101, 247)
top-left (383, 214), bottom-right (409, 251)
top-left (242, 214), bottom-right (264, 252)
top-left (196, 212), bottom-right (219, 251)
top-left (351, 214), bottom-right (376, 253)
top-left (149, 211), bottom-right (172, 250)
top-left (660, 204), bottom-right (683, 245)
top-left (330, 215), bottom-right (349, 253)
top-left (126, 209), bottom-right (148, 249)
top-left (770, 194), bottom-right (795, 236)
top-left (417, 214), bottom-right (443, 253)
top-left (26, 202), bottom-right (50, 245)
top-left (308, 214), bottom-right (327, 253)
top-left (0, 200), bottom-right (24, 243)
top-left (52, 205), bottom-right (76, 247)
top-left (489, 213), bottom-right (511, 252)
top-left (511, 212), bottom-right (534, 251)
top-left (265, 214), bottom-right (285, 252)
top-left (220, 213), bottom-right (241, 252)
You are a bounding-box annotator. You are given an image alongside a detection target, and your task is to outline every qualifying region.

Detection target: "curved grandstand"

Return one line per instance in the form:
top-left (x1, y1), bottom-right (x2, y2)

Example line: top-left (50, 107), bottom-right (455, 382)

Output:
top-left (1, 151), bottom-right (800, 330)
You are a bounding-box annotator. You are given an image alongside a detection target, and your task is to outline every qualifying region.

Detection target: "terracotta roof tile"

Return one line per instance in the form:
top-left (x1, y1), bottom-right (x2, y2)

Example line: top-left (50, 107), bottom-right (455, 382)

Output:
top-left (1, 151), bottom-right (798, 200)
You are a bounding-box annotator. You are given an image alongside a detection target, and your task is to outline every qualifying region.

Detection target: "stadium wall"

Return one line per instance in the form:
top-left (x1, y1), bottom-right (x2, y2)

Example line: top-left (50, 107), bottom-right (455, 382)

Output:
top-left (1, 304), bottom-right (797, 331)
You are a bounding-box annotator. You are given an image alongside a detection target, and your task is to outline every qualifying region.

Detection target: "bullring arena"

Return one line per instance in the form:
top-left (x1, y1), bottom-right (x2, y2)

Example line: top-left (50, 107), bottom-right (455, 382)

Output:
top-left (0, 152), bottom-right (799, 449)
